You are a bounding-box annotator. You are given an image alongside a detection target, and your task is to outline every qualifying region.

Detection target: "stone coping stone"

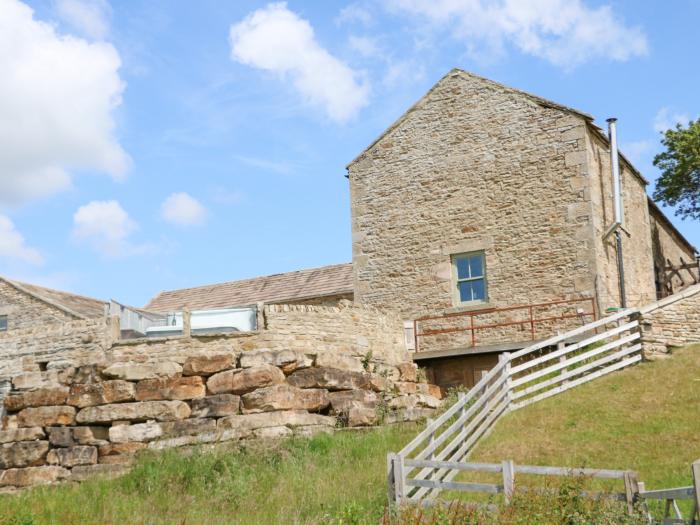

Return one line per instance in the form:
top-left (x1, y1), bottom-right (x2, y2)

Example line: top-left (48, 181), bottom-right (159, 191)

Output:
top-left (76, 400), bottom-right (191, 424)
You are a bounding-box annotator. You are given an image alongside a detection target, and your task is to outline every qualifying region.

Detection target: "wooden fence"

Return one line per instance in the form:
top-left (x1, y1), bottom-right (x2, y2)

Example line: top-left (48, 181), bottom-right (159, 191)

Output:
top-left (637, 460), bottom-right (700, 525)
top-left (389, 307), bottom-right (644, 503)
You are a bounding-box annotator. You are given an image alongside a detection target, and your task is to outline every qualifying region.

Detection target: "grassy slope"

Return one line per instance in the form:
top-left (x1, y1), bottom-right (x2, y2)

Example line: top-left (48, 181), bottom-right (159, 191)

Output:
top-left (0, 424), bottom-right (419, 525)
top-left (471, 344), bottom-right (700, 490)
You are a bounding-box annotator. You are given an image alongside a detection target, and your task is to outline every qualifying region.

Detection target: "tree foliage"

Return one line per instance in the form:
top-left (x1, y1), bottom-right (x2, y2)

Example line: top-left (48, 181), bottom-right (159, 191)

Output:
top-left (652, 119), bottom-right (700, 219)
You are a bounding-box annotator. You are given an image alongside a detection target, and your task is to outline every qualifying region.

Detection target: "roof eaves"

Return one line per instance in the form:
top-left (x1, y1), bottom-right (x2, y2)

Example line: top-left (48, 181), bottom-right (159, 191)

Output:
top-left (586, 122), bottom-right (649, 186)
top-left (1, 277), bottom-right (89, 320)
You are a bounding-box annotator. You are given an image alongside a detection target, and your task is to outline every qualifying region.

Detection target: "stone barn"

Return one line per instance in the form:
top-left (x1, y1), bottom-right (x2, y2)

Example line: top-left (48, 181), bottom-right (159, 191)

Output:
top-left (347, 69), bottom-right (698, 390)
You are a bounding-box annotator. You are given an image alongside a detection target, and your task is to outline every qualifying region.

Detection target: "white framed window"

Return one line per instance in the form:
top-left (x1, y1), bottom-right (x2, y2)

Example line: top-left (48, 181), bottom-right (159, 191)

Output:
top-left (452, 252), bottom-right (488, 304)
top-left (0, 315), bottom-right (7, 331)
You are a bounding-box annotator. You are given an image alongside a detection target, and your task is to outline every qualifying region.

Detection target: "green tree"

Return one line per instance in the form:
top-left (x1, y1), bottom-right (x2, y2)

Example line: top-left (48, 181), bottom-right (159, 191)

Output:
top-left (652, 119), bottom-right (700, 219)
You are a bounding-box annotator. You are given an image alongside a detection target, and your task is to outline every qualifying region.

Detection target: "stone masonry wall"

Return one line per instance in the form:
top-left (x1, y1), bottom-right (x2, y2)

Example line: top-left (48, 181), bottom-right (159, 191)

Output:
top-left (585, 130), bottom-right (657, 311)
top-left (0, 352), bottom-right (440, 489)
top-left (649, 207), bottom-right (698, 295)
top-left (349, 70), bottom-right (597, 326)
top-left (0, 280), bottom-right (75, 332)
top-left (0, 302), bottom-right (430, 488)
top-left (638, 284), bottom-right (700, 357)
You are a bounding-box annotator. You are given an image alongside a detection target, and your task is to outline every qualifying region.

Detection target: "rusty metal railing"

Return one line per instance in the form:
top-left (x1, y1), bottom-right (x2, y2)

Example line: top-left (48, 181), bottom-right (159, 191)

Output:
top-left (413, 297), bottom-right (596, 352)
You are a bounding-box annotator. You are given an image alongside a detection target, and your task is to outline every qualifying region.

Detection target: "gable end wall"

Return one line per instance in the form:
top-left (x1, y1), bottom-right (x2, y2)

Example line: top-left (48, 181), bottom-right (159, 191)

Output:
top-left (0, 280), bottom-right (75, 331)
top-left (349, 71), bottom-right (597, 319)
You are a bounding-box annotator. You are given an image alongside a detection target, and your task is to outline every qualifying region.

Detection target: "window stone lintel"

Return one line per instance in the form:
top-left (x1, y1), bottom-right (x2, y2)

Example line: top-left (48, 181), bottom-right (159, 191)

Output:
top-left (441, 237), bottom-right (494, 256)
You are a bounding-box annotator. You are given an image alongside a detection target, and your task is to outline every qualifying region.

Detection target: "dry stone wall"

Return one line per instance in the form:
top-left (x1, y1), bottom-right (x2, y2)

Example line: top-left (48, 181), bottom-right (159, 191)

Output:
top-left (0, 301), bottom-right (436, 488)
top-left (638, 284), bottom-right (700, 357)
top-left (0, 351), bottom-right (440, 489)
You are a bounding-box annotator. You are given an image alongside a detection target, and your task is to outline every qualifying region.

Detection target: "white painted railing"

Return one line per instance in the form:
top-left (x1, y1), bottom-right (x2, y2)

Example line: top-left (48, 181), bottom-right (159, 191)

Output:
top-left (388, 307), bottom-right (644, 504)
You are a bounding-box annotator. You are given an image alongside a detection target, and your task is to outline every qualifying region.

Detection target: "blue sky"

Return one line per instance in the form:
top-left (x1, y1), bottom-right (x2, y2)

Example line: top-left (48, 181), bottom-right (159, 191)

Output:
top-left (1, 0), bottom-right (698, 307)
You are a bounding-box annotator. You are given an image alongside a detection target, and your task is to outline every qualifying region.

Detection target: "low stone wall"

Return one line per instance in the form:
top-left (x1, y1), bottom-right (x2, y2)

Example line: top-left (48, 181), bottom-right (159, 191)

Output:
top-left (0, 319), bottom-right (109, 380)
top-left (639, 284), bottom-right (700, 358)
top-left (0, 348), bottom-right (440, 489)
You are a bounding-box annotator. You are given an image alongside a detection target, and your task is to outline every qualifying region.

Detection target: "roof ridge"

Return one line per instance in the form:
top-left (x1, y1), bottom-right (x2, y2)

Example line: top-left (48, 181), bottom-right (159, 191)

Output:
top-left (153, 262), bottom-right (352, 296)
top-left (144, 262), bottom-right (353, 309)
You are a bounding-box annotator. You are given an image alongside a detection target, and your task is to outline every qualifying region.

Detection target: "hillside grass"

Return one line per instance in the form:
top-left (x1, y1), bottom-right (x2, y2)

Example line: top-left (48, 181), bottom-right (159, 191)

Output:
top-left (0, 344), bottom-right (697, 524)
top-left (0, 424), bottom-right (419, 525)
top-left (470, 344), bottom-right (700, 487)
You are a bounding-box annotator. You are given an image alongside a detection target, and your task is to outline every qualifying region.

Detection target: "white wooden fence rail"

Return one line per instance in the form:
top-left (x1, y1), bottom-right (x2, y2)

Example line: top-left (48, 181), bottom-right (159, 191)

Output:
top-left (389, 307), bottom-right (645, 504)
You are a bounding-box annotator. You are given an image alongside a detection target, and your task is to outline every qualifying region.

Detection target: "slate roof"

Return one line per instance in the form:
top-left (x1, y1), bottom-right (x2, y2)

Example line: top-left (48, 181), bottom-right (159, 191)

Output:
top-left (145, 263), bottom-right (354, 312)
top-left (6, 279), bottom-right (108, 319)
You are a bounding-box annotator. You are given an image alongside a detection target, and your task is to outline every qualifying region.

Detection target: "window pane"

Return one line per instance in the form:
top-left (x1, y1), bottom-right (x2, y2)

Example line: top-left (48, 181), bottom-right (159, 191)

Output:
top-left (468, 255), bottom-right (483, 278)
top-left (471, 279), bottom-right (486, 301)
top-left (455, 257), bottom-right (470, 279)
top-left (458, 279), bottom-right (486, 303)
top-left (0, 315), bottom-right (7, 331)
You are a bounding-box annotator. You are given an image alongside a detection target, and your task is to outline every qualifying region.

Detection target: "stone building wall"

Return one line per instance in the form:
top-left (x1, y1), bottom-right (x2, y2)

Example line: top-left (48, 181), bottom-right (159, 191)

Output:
top-left (0, 281), bottom-right (75, 332)
top-left (648, 205), bottom-right (698, 295)
top-left (584, 130), bottom-right (657, 311)
top-left (638, 284), bottom-right (700, 356)
top-left (349, 69), bottom-right (597, 323)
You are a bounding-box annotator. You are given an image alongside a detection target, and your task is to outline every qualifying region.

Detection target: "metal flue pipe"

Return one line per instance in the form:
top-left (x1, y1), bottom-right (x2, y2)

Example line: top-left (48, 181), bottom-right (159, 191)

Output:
top-left (607, 118), bottom-right (627, 308)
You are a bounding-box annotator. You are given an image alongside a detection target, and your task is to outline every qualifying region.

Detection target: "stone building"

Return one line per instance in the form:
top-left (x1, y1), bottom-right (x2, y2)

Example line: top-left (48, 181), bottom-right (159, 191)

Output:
top-left (347, 69), bottom-right (697, 388)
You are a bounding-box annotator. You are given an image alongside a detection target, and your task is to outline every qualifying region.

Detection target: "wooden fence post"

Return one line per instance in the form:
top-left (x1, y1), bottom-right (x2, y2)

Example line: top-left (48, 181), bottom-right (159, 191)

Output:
top-left (499, 353), bottom-right (512, 407)
top-left (387, 454), bottom-right (405, 505)
top-left (502, 460), bottom-right (515, 504)
top-left (691, 459), bottom-right (700, 524)
top-left (387, 453), bottom-right (396, 506)
top-left (623, 471), bottom-right (639, 515)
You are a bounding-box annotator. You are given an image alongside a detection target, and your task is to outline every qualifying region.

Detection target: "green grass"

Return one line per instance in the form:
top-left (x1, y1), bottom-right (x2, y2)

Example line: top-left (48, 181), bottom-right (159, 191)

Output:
top-left (0, 424), bottom-right (420, 525)
top-left (468, 343), bottom-right (700, 516)
top-left (1, 344), bottom-right (698, 525)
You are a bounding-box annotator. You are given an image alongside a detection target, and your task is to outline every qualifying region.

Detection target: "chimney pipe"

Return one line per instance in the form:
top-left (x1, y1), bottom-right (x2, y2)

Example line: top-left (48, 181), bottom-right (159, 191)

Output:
top-left (607, 117), bottom-right (626, 308)
top-left (607, 118), bottom-right (623, 226)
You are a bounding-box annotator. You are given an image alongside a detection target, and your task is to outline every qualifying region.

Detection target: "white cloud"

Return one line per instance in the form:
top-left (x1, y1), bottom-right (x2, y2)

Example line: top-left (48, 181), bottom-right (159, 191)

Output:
top-left (653, 107), bottom-right (691, 134)
top-left (0, 0), bottom-right (129, 209)
top-left (230, 2), bottom-right (370, 122)
top-left (336, 3), bottom-right (374, 26)
top-left (73, 200), bottom-right (141, 258)
top-left (160, 192), bottom-right (207, 226)
top-left (348, 35), bottom-right (380, 58)
top-left (388, 0), bottom-right (648, 68)
top-left (0, 215), bottom-right (43, 265)
top-left (55, 0), bottom-right (111, 40)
